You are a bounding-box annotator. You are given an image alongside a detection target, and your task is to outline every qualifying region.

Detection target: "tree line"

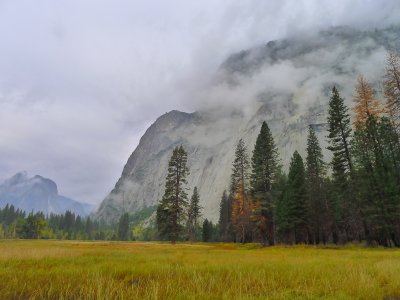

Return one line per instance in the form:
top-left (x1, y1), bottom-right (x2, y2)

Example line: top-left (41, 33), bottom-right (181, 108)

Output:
top-left (156, 52), bottom-right (400, 247)
top-left (0, 204), bottom-right (118, 240)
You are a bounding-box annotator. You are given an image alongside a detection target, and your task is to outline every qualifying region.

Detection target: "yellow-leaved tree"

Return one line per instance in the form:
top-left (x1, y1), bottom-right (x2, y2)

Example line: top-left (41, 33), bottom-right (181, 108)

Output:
top-left (353, 75), bottom-right (383, 125)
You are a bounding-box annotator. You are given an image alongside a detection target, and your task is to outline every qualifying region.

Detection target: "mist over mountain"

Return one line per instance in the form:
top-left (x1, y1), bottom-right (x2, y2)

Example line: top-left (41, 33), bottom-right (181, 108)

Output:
top-left (0, 171), bottom-right (93, 216)
top-left (96, 25), bottom-right (399, 223)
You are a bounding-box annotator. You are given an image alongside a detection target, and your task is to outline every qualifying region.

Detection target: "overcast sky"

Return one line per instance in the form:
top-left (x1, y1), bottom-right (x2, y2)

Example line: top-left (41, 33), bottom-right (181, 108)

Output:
top-left (0, 0), bottom-right (399, 205)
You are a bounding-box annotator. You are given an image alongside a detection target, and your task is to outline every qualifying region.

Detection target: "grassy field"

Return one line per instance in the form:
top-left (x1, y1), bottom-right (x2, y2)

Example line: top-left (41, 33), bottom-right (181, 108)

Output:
top-left (0, 241), bottom-right (400, 299)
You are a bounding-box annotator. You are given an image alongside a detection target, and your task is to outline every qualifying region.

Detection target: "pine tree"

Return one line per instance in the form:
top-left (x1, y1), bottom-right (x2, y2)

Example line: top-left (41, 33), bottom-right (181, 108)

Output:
top-left (202, 219), bottom-right (213, 242)
top-left (384, 52), bottom-right (400, 130)
top-left (285, 151), bottom-right (307, 244)
top-left (117, 213), bottom-right (130, 241)
top-left (327, 86), bottom-right (353, 177)
top-left (378, 117), bottom-right (400, 246)
top-left (250, 121), bottom-right (279, 245)
top-left (218, 190), bottom-right (231, 242)
top-left (156, 145), bottom-right (190, 244)
top-left (230, 139), bottom-right (250, 194)
top-left (352, 115), bottom-right (400, 246)
top-left (230, 139), bottom-right (252, 243)
top-left (85, 218), bottom-right (93, 240)
top-left (272, 170), bottom-right (288, 243)
top-left (379, 117), bottom-right (400, 185)
top-left (327, 86), bottom-right (357, 242)
top-left (64, 210), bottom-right (75, 234)
top-left (187, 187), bottom-right (202, 241)
top-left (305, 126), bottom-right (328, 244)
top-left (353, 75), bottom-right (383, 125)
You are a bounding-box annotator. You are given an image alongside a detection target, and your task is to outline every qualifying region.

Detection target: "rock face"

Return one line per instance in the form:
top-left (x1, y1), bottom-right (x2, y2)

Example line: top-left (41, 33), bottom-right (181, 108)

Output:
top-left (96, 25), bottom-right (400, 223)
top-left (0, 171), bottom-right (93, 216)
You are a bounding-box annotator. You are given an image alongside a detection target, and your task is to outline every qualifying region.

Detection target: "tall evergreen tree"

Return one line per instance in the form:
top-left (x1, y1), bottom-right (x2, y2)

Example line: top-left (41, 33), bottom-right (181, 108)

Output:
top-left (327, 86), bottom-right (353, 177)
top-left (305, 126), bottom-right (328, 244)
top-left (218, 190), bottom-right (231, 242)
top-left (285, 151), bottom-right (307, 244)
top-left (250, 121), bottom-right (279, 245)
top-left (187, 187), bottom-right (202, 241)
top-left (230, 139), bottom-right (252, 243)
top-left (230, 139), bottom-right (250, 194)
top-left (117, 212), bottom-right (130, 241)
top-left (352, 115), bottom-right (400, 246)
top-left (327, 86), bottom-right (358, 242)
top-left (202, 219), bottom-right (213, 242)
top-left (156, 145), bottom-right (190, 244)
top-left (273, 171), bottom-right (289, 243)
top-left (85, 218), bottom-right (93, 240)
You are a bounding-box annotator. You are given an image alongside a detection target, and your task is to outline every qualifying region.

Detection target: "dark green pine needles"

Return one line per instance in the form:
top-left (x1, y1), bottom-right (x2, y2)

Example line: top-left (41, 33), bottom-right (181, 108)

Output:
top-left (156, 145), bottom-right (189, 244)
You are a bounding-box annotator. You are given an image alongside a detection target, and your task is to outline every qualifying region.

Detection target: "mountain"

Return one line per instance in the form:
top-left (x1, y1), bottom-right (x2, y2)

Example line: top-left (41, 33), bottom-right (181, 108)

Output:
top-left (96, 25), bottom-right (400, 223)
top-left (0, 171), bottom-right (93, 216)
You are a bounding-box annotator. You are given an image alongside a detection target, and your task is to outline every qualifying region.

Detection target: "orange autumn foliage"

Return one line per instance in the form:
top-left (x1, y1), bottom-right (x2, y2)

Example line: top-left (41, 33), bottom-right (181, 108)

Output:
top-left (231, 181), bottom-right (262, 243)
top-left (353, 75), bottom-right (383, 125)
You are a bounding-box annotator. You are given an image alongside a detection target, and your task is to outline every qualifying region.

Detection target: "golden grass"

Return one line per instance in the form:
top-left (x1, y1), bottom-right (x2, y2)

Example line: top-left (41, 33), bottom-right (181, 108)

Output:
top-left (0, 240), bottom-right (400, 299)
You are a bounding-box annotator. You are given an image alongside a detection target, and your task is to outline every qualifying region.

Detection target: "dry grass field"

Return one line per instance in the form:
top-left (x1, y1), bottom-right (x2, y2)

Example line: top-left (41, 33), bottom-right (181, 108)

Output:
top-left (0, 240), bottom-right (400, 299)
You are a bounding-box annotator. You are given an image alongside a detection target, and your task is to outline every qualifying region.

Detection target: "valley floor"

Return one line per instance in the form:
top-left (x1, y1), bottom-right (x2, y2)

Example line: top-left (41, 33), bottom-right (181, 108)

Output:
top-left (0, 240), bottom-right (399, 299)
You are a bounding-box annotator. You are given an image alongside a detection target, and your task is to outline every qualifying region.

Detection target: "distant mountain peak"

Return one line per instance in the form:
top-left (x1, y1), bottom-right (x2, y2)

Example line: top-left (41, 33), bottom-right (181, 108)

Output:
top-left (0, 172), bottom-right (93, 216)
top-left (4, 171), bottom-right (29, 186)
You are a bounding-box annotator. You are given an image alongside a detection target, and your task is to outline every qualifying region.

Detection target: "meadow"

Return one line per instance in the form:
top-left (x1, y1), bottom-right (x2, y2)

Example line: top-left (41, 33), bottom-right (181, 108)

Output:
top-left (0, 240), bottom-right (400, 299)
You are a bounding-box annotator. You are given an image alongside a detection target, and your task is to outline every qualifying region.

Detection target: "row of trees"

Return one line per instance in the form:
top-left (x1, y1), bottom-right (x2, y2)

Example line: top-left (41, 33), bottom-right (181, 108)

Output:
top-left (218, 52), bottom-right (400, 247)
top-left (156, 52), bottom-right (400, 247)
top-left (0, 204), bottom-right (118, 240)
